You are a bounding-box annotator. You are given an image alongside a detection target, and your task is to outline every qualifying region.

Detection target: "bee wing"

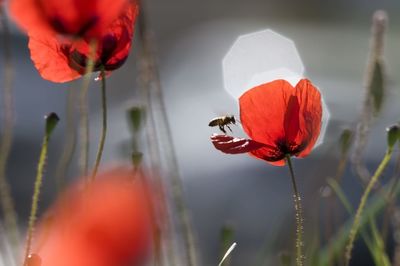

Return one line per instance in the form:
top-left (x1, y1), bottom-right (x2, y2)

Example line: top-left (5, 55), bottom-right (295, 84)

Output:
top-left (208, 118), bottom-right (220, 127)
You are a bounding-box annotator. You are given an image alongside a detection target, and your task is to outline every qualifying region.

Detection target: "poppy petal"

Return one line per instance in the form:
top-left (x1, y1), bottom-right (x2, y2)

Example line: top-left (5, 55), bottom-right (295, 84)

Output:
top-left (239, 79), bottom-right (296, 147)
top-left (28, 33), bottom-right (81, 83)
top-left (292, 79), bottom-right (322, 158)
top-left (9, 0), bottom-right (51, 35)
top-left (102, 2), bottom-right (138, 69)
top-left (10, 0), bottom-right (129, 37)
top-left (33, 170), bottom-right (152, 266)
top-left (90, 0), bottom-right (131, 37)
top-left (283, 94), bottom-right (300, 143)
top-left (249, 148), bottom-right (286, 166)
top-left (210, 134), bottom-right (266, 154)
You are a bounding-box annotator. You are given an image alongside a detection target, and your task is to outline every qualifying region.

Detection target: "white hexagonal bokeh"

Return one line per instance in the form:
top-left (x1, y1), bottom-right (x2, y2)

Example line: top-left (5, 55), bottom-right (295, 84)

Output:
top-left (222, 29), bottom-right (329, 148)
top-left (317, 98), bottom-right (330, 147)
top-left (223, 29), bottom-right (304, 99)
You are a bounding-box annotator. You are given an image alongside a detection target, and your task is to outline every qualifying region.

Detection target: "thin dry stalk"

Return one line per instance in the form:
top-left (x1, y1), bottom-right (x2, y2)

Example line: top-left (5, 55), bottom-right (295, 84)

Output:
top-left (136, 5), bottom-right (198, 266)
top-left (351, 10), bottom-right (387, 184)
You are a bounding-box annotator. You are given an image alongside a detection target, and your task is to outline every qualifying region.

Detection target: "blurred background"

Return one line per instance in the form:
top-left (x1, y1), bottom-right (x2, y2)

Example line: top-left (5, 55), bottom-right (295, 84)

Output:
top-left (1, 0), bottom-right (400, 265)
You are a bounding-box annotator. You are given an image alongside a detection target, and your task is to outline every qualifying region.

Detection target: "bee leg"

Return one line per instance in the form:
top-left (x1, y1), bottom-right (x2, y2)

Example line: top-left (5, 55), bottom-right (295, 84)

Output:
top-left (219, 125), bottom-right (226, 134)
top-left (226, 125), bottom-right (232, 132)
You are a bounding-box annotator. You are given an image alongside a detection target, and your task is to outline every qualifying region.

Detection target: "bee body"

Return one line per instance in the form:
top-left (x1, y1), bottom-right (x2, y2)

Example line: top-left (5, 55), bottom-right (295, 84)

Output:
top-left (208, 115), bottom-right (236, 134)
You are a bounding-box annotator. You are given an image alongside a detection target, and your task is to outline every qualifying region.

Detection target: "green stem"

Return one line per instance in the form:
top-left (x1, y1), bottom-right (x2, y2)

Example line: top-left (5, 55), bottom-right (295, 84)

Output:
top-left (319, 179), bottom-right (400, 265)
top-left (90, 67), bottom-right (107, 181)
top-left (79, 40), bottom-right (97, 177)
top-left (23, 113), bottom-right (59, 265)
top-left (0, 4), bottom-right (19, 253)
top-left (55, 88), bottom-right (77, 191)
top-left (344, 148), bottom-right (393, 266)
top-left (286, 155), bottom-right (304, 266)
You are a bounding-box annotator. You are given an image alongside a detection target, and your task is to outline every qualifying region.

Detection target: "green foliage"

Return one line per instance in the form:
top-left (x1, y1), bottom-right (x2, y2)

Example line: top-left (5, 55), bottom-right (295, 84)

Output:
top-left (219, 224), bottom-right (235, 266)
top-left (127, 106), bottom-right (145, 133)
top-left (131, 151), bottom-right (143, 168)
top-left (369, 60), bottom-right (385, 116)
top-left (279, 252), bottom-right (292, 266)
top-left (318, 174), bottom-right (400, 266)
top-left (339, 129), bottom-right (353, 157)
top-left (368, 217), bottom-right (391, 266)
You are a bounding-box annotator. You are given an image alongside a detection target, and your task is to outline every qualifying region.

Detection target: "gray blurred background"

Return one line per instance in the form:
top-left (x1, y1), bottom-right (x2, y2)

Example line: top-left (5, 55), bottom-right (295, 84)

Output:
top-left (1, 0), bottom-right (400, 265)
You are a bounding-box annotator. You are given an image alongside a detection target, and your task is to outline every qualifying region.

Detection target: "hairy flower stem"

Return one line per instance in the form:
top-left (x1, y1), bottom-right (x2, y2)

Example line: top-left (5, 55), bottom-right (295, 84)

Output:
top-left (79, 41), bottom-right (97, 177)
top-left (351, 10), bottom-right (387, 184)
top-left (23, 113), bottom-right (59, 265)
top-left (286, 155), bottom-right (304, 266)
top-left (55, 88), bottom-right (77, 191)
top-left (344, 148), bottom-right (393, 266)
top-left (0, 4), bottom-right (19, 252)
top-left (90, 67), bottom-right (107, 181)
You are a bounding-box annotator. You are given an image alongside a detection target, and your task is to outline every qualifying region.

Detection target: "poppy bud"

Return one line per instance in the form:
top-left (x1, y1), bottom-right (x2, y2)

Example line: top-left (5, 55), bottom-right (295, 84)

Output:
top-left (339, 128), bottom-right (353, 156)
top-left (127, 106), bottom-right (145, 133)
top-left (386, 124), bottom-right (400, 150)
top-left (44, 112), bottom-right (60, 137)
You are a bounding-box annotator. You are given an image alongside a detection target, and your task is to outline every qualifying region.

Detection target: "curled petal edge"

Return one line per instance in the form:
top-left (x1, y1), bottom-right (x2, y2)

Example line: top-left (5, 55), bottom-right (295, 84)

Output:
top-left (210, 134), bottom-right (266, 154)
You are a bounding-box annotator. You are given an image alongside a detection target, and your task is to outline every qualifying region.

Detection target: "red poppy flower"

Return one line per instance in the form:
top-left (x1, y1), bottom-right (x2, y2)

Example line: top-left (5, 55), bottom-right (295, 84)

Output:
top-left (211, 79), bottom-right (322, 166)
top-left (30, 169), bottom-right (153, 266)
top-left (10, 0), bottom-right (131, 38)
top-left (27, 2), bottom-right (138, 83)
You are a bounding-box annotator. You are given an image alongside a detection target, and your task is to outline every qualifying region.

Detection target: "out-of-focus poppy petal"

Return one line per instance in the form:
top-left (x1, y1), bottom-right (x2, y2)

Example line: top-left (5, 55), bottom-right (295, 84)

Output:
top-left (26, 1), bottom-right (138, 83)
top-left (87, 0), bottom-right (130, 37)
top-left (28, 33), bottom-right (81, 83)
top-left (293, 79), bottom-right (322, 158)
top-left (102, 2), bottom-right (138, 68)
top-left (9, 0), bottom-right (51, 35)
top-left (239, 79), bottom-right (295, 148)
top-left (211, 134), bottom-right (266, 154)
top-left (10, 0), bottom-right (129, 37)
top-left (32, 169), bottom-right (152, 266)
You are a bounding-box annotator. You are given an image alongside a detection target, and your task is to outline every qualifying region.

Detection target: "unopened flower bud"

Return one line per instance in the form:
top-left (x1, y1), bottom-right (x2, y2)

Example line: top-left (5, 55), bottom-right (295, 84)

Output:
top-left (386, 124), bottom-right (400, 150)
top-left (45, 112), bottom-right (60, 137)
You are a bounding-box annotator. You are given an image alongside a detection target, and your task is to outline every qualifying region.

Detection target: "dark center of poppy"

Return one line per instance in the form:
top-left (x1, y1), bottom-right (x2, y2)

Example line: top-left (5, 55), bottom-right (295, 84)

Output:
top-left (62, 34), bottom-right (127, 75)
top-left (276, 139), bottom-right (304, 157)
top-left (100, 34), bottom-right (118, 63)
top-left (48, 16), bottom-right (99, 37)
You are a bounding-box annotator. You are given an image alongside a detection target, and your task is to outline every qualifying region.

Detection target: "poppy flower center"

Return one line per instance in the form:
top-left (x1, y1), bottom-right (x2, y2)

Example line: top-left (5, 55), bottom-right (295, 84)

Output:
top-left (61, 34), bottom-right (125, 74)
top-left (49, 16), bottom-right (99, 36)
top-left (276, 139), bottom-right (304, 156)
top-left (35, 0), bottom-right (100, 36)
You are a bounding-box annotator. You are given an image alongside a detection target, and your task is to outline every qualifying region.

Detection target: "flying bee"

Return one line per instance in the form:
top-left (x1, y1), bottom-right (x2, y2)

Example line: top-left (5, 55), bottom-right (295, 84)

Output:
top-left (208, 115), bottom-right (237, 134)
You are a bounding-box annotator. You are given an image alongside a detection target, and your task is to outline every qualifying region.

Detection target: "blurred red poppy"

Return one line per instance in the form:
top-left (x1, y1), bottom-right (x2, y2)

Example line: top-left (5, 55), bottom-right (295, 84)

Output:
top-left (30, 169), bottom-right (153, 266)
top-left (10, 0), bottom-right (131, 38)
top-left (27, 2), bottom-right (138, 83)
top-left (211, 79), bottom-right (322, 166)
